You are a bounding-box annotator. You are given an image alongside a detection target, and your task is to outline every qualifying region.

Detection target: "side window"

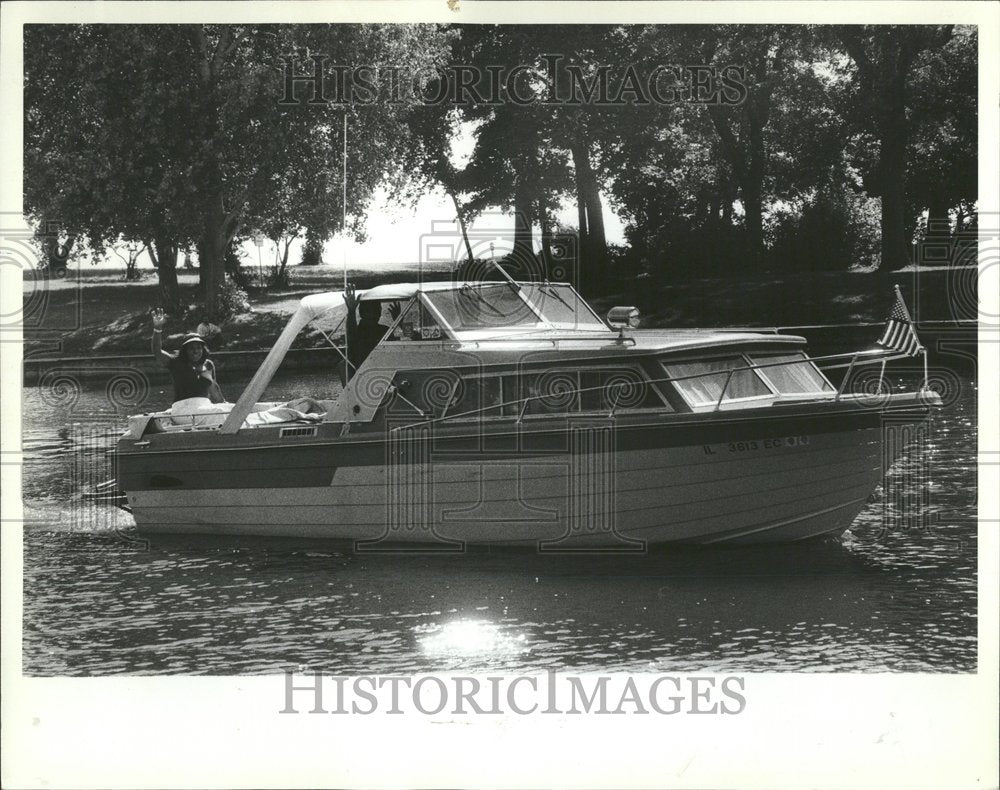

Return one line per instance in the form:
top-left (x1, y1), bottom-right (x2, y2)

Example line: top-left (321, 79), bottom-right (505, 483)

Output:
top-left (517, 367), bottom-right (668, 415)
top-left (521, 370), bottom-right (581, 415)
top-left (580, 368), bottom-right (668, 412)
top-left (449, 375), bottom-right (504, 419)
top-left (385, 369), bottom-right (461, 417)
top-left (384, 367), bottom-right (669, 419)
top-left (662, 357), bottom-right (772, 408)
top-left (749, 353), bottom-right (834, 394)
top-left (383, 371), bottom-right (508, 420)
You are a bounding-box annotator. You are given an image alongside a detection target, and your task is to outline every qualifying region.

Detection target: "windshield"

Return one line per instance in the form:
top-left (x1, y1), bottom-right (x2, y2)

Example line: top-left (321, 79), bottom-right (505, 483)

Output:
top-left (423, 283), bottom-right (608, 333)
top-left (520, 284), bottom-right (608, 330)
top-left (424, 285), bottom-right (542, 330)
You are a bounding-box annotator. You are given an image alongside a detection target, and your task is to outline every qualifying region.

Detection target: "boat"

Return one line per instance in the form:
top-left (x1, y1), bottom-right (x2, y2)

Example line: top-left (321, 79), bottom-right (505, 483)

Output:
top-left (115, 278), bottom-right (940, 547)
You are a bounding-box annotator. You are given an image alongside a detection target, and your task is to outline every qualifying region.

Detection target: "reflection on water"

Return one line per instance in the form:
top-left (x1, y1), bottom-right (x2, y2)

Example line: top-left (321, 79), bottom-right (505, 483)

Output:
top-left (20, 372), bottom-right (977, 675)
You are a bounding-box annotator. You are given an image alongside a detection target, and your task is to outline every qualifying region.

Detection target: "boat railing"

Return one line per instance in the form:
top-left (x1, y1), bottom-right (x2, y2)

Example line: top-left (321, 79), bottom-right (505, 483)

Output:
top-left (388, 347), bottom-right (917, 432)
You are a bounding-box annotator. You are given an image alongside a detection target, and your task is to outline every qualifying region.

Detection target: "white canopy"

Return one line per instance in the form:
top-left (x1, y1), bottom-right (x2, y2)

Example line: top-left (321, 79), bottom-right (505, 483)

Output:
top-left (220, 284), bottom-right (471, 433)
top-left (297, 281), bottom-right (490, 321)
top-left (222, 290), bottom-right (359, 432)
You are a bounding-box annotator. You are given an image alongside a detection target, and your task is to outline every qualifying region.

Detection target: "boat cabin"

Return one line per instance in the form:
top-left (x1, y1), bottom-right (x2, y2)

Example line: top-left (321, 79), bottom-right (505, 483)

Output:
top-left (127, 281), bottom-right (845, 439)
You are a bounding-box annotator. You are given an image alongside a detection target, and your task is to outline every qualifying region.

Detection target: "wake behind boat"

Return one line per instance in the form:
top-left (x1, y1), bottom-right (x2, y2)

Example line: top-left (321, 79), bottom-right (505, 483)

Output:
top-left (115, 279), bottom-right (939, 547)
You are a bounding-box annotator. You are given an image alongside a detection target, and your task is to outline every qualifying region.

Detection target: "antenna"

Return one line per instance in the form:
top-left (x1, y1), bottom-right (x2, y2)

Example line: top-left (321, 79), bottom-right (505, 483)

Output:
top-left (342, 110), bottom-right (348, 375)
top-left (342, 111), bottom-right (348, 294)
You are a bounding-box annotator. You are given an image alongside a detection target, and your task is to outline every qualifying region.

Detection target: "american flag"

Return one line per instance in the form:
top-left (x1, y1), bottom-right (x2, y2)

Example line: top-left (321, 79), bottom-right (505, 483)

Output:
top-left (876, 286), bottom-right (923, 357)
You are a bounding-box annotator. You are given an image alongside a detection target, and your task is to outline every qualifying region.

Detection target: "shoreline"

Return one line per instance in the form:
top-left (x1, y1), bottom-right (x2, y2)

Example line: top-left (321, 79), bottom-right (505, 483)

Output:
top-left (22, 322), bottom-right (977, 387)
top-left (21, 265), bottom-right (978, 377)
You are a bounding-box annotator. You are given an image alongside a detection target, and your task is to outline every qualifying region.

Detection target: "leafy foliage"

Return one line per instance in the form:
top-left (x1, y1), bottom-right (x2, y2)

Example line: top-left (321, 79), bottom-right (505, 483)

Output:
top-left (24, 23), bottom-right (454, 315)
top-left (24, 21), bottom-right (977, 300)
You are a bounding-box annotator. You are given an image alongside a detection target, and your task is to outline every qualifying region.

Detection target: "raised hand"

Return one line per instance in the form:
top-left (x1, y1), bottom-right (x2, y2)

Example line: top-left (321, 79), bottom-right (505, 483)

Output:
top-left (343, 283), bottom-right (358, 314)
top-left (388, 301), bottom-right (402, 321)
top-left (152, 308), bottom-right (167, 330)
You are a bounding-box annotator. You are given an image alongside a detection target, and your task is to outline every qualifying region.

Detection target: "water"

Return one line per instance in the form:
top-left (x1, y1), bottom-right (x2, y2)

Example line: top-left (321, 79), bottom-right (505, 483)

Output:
top-left (20, 371), bottom-right (978, 675)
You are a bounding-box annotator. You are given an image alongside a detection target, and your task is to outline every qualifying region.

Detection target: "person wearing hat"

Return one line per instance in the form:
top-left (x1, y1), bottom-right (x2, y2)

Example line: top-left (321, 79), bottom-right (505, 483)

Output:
top-left (151, 308), bottom-right (225, 404)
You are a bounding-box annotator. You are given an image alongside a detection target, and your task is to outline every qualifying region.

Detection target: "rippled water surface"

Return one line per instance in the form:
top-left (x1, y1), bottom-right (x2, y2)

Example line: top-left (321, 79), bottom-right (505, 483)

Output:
top-left (21, 372), bottom-right (978, 675)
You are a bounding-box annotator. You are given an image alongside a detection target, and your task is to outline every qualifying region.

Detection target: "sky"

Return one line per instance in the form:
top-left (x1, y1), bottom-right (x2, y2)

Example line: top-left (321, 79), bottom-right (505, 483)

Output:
top-left (318, 184), bottom-right (626, 270)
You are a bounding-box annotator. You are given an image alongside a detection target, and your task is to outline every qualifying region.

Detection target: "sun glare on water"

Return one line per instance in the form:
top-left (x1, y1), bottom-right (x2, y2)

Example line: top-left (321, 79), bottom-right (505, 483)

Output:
top-left (417, 619), bottom-right (529, 661)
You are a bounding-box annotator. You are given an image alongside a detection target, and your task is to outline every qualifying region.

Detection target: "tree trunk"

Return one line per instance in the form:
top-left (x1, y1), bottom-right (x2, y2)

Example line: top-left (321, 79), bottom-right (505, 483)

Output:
top-left (742, 181), bottom-right (764, 267)
top-left (575, 174), bottom-right (590, 289)
top-left (512, 180), bottom-right (534, 272)
top-left (926, 194), bottom-right (952, 240)
top-left (43, 233), bottom-right (76, 273)
top-left (198, 226), bottom-right (227, 320)
top-left (722, 195), bottom-right (733, 225)
top-left (279, 238), bottom-right (291, 275)
top-left (224, 238), bottom-right (247, 287)
top-left (575, 173), bottom-right (589, 244)
top-left (743, 125), bottom-right (767, 267)
top-left (571, 139), bottom-right (606, 292)
top-left (954, 205), bottom-right (966, 234)
top-left (150, 238), bottom-right (181, 314)
top-left (447, 189), bottom-right (475, 265)
top-left (192, 38), bottom-right (235, 319)
top-left (879, 111), bottom-right (911, 271)
top-left (539, 210), bottom-right (553, 276)
top-left (705, 190), bottom-right (719, 228)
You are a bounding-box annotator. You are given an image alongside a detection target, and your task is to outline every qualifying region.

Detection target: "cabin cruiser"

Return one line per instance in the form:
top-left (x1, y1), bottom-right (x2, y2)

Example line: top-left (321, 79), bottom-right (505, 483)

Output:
top-left (115, 279), bottom-right (939, 546)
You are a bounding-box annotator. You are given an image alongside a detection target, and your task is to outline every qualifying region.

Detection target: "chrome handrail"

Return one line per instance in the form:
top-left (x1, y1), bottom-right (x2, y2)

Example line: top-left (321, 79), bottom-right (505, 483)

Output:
top-left (835, 353), bottom-right (859, 401)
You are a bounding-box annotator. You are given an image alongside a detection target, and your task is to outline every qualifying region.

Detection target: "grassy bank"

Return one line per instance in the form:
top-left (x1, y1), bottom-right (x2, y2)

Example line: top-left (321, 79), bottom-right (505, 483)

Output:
top-left (22, 264), bottom-right (975, 359)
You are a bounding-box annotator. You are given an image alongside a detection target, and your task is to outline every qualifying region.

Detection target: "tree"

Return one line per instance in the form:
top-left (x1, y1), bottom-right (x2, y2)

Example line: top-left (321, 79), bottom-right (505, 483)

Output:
top-left (905, 26), bottom-right (977, 241)
top-left (600, 26), bottom-right (845, 275)
top-left (642, 25), bottom-right (808, 268)
top-left (25, 24), bottom-right (454, 317)
top-left (436, 26), bottom-right (585, 284)
top-left (108, 241), bottom-right (149, 281)
top-left (836, 24), bottom-right (954, 270)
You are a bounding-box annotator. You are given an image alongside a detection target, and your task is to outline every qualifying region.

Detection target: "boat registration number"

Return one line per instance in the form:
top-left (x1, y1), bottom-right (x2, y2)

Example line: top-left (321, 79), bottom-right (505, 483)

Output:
top-left (703, 435), bottom-right (810, 455)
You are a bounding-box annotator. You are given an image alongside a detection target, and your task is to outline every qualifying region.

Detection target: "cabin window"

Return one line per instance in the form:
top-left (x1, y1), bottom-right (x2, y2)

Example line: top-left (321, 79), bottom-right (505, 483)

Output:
top-left (580, 369), bottom-right (668, 411)
top-left (521, 371), bottom-right (582, 414)
top-left (424, 285), bottom-right (541, 330)
top-left (519, 367), bottom-right (669, 415)
top-left (386, 367), bottom-right (670, 421)
top-left (662, 357), bottom-right (772, 407)
top-left (749, 353), bottom-right (834, 394)
top-left (385, 370), bottom-right (461, 417)
top-left (448, 375), bottom-right (504, 418)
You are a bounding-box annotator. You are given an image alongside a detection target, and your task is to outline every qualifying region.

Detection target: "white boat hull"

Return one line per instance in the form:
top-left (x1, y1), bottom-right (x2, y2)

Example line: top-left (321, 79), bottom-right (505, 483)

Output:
top-left (126, 425), bottom-right (885, 546)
